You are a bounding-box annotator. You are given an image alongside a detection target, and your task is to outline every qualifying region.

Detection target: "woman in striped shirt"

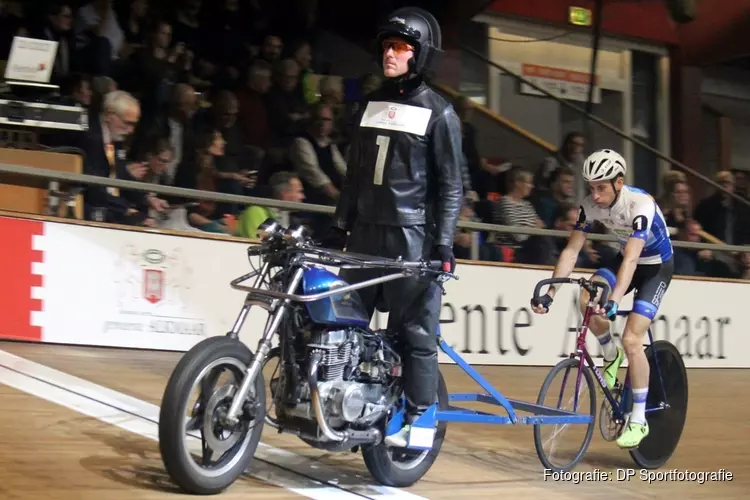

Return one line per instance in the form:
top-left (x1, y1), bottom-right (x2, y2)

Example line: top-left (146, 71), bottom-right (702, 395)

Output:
top-left (490, 167), bottom-right (544, 257)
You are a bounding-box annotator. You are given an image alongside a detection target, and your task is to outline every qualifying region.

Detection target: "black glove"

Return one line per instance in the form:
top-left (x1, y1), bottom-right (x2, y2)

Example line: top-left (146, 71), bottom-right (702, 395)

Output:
top-left (530, 294), bottom-right (553, 312)
top-left (317, 226), bottom-right (348, 250)
top-left (436, 244), bottom-right (455, 273)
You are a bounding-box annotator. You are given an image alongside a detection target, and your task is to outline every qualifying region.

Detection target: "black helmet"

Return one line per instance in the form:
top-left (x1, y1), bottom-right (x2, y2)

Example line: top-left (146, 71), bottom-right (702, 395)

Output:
top-left (375, 6), bottom-right (443, 75)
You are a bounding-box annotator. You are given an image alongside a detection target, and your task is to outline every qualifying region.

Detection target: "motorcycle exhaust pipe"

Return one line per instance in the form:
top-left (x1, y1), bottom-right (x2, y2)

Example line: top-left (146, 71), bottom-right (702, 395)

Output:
top-left (308, 353), bottom-right (346, 442)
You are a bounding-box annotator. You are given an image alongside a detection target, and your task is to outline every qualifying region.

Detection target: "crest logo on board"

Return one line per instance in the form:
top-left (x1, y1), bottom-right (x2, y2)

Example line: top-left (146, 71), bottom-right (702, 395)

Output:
top-left (143, 269), bottom-right (164, 304)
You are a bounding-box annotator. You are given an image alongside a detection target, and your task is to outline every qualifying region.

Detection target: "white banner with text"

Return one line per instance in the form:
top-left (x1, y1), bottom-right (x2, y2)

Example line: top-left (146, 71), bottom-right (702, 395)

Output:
top-left (0, 215), bottom-right (743, 368)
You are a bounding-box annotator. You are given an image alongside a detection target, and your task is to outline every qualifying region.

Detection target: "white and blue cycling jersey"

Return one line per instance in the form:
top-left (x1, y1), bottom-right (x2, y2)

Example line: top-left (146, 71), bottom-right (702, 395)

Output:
top-left (574, 184), bottom-right (673, 265)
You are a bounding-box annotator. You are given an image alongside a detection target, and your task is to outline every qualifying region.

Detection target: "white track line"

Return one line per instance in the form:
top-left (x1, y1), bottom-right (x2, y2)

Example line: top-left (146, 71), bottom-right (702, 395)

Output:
top-left (0, 349), bottom-right (428, 500)
top-left (0, 365), bottom-right (355, 499)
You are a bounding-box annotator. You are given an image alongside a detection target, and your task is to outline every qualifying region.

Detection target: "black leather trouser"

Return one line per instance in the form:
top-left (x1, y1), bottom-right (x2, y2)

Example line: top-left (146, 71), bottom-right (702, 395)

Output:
top-left (339, 222), bottom-right (441, 422)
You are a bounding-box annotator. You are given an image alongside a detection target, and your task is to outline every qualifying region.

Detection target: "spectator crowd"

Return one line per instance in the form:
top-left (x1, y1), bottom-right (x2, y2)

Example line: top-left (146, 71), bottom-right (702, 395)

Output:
top-left (1, 0), bottom-right (749, 280)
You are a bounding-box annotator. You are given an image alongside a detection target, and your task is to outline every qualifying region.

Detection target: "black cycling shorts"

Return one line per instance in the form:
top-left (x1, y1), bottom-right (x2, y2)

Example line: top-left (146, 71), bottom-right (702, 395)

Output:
top-left (593, 253), bottom-right (674, 320)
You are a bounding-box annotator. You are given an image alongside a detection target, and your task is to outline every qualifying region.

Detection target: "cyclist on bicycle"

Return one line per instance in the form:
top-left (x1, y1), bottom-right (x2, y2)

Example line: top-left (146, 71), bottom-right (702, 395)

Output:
top-left (530, 148), bottom-right (674, 449)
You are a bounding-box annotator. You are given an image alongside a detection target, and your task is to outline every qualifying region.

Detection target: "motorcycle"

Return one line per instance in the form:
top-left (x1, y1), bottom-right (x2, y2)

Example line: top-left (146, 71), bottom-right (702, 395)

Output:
top-left (157, 219), bottom-right (457, 494)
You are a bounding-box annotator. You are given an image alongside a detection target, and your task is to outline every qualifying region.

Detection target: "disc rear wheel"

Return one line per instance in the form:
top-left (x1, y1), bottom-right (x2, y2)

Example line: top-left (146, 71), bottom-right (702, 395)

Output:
top-left (629, 340), bottom-right (688, 469)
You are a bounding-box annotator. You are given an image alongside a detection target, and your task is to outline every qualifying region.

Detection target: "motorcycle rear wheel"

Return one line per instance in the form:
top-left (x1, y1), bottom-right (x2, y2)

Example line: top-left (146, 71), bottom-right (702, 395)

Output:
top-left (362, 370), bottom-right (449, 487)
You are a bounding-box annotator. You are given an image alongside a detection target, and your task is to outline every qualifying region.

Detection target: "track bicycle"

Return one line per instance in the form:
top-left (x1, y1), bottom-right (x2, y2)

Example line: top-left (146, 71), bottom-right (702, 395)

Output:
top-left (530, 277), bottom-right (689, 472)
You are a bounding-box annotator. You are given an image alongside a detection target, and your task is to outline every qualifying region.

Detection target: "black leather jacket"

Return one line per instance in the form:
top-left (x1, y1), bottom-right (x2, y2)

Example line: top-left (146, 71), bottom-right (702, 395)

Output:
top-left (332, 77), bottom-right (464, 247)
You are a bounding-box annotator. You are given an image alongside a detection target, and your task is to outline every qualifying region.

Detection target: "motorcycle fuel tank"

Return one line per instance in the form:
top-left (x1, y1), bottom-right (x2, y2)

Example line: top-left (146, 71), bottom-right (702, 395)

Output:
top-left (302, 266), bottom-right (370, 328)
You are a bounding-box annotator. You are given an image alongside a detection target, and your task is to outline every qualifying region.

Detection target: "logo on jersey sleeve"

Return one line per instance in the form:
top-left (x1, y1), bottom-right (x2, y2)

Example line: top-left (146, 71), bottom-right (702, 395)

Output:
top-left (630, 214), bottom-right (651, 241)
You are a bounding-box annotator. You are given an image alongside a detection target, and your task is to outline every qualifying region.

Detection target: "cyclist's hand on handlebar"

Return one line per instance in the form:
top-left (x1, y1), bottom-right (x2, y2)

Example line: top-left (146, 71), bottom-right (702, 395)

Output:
top-left (594, 299), bottom-right (619, 321)
top-left (530, 294), bottom-right (553, 314)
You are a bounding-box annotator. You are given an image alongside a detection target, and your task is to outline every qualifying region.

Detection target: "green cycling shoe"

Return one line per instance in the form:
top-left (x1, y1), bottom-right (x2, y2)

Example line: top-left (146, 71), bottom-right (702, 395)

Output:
top-left (603, 346), bottom-right (624, 389)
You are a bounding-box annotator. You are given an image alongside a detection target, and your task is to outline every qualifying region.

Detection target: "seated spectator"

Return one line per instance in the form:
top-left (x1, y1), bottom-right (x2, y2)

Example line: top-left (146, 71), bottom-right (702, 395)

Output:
top-left (138, 135), bottom-right (173, 185)
top-left (694, 170), bottom-right (750, 245)
top-left (660, 176), bottom-right (692, 231)
top-left (289, 102), bottom-right (346, 206)
top-left (524, 202), bottom-right (600, 268)
top-left (236, 172), bottom-right (306, 238)
top-left (453, 202), bottom-right (475, 260)
top-left (61, 73), bottom-right (92, 108)
top-left (318, 76), bottom-right (345, 143)
top-left (287, 39), bottom-right (316, 104)
top-left (659, 169), bottom-right (686, 193)
top-left (80, 90), bottom-right (153, 226)
top-left (28, 2), bottom-right (75, 85)
top-left (117, 0), bottom-right (149, 48)
top-left (122, 134), bottom-right (171, 220)
top-left (673, 219), bottom-right (735, 277)
top-left (175, 129), bottom-right (232, 233)
top-left (265, 59), bottom-right (309, 152)
top-left (237, 59), bottom-right (273, 151)
top-left (536, 131), bottom-right (586, 203)
top-left (452, 201), bottom-right (502, 262)
top-left (90, 75), bottom-right (118, 114)
top-left (136, 83), bottom-right (198, 186)
top-left (535, 165), bottom-right (575, 228)
top-left (125, 20), bottom-right (189, 118)
top-left (256, 34), bottom-right (283, 65)
top-left (489, 167), bottom-right (543, 262)
top-left (195, 90), bottom-right (257, 214)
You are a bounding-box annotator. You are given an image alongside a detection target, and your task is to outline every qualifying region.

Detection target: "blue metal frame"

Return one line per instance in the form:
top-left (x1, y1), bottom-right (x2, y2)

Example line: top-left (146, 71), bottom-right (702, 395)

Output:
top-left (392, 310), bottom-right (672, 450)
top-left (391, 325), bottom-right (594, 449)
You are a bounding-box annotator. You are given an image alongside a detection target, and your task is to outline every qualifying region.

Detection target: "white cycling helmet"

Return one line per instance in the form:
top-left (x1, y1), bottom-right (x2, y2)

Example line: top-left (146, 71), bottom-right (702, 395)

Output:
top-left (582, 149), bottom-right (627, 182)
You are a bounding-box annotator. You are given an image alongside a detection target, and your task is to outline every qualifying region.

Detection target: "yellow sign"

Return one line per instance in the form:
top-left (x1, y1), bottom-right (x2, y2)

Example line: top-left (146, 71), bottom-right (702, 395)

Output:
top-left (569, 6), bottom-right (592, 27)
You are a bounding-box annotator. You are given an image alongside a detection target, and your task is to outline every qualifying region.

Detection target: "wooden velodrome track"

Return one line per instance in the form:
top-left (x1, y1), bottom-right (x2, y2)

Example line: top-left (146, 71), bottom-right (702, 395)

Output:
top-left (0, 210), bottom-right (746, 499)
top-left (0, 339), bottom-right (747, 500)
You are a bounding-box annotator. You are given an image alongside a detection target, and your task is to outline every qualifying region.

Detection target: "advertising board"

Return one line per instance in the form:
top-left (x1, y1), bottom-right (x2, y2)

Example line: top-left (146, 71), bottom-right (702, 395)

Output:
top-left (0, 215), bottom-right (744, 368)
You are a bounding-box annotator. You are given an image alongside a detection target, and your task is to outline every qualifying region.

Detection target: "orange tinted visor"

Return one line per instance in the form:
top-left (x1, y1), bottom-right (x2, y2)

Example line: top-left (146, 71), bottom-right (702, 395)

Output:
top-left (382, 38), bottom-right (414, 54)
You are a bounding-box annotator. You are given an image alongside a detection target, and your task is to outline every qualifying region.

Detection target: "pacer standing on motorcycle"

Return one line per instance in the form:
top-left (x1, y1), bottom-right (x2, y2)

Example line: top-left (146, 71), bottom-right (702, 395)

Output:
top-left (323, 7), bottom-right (464, 448)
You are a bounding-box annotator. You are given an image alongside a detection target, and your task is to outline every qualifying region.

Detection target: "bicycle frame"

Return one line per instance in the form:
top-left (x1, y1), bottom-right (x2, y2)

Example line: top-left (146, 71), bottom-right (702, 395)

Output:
top-left (567, 297), bottom-right (670, 423)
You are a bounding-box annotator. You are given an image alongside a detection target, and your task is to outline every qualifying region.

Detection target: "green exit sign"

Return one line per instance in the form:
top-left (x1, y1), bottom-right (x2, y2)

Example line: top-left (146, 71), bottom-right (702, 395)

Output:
top-left (569, 6), bottom-right (592, 26)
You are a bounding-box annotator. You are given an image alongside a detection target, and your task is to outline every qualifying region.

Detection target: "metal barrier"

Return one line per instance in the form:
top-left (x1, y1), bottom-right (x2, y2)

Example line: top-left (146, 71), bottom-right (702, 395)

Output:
top-left (2, 161), bottom-right (749, 254)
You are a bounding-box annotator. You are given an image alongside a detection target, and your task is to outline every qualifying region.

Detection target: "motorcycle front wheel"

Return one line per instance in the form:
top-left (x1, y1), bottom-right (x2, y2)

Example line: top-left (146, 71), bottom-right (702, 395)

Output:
top-left (158, 336), bottom-right (266, 495)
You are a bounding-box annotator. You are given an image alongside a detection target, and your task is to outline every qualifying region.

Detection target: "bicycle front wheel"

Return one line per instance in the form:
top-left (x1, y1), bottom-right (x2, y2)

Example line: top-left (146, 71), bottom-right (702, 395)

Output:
top-left (533, 358), bottom-right (596, 472)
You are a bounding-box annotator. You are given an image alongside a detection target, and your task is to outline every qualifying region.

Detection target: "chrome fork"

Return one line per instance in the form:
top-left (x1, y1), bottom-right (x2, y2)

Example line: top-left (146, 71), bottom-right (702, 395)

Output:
top-left (223, 266), bottom-right (305, 425)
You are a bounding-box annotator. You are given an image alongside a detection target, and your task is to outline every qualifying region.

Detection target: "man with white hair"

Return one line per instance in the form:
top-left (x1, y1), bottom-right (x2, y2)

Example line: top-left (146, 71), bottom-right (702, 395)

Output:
top-left (81, 90), bottom-right (157, 225)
